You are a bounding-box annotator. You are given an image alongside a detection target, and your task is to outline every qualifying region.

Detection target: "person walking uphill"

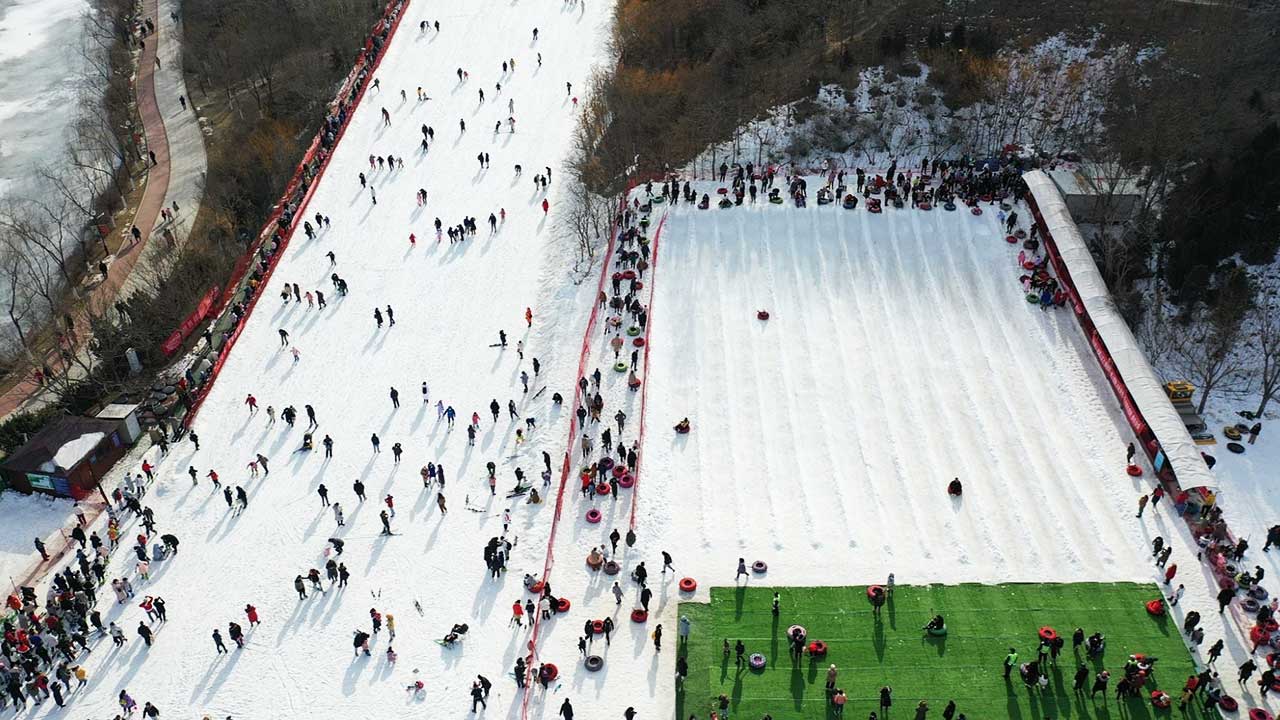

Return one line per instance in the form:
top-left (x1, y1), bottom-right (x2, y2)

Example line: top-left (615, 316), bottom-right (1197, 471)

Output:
top-left (559, 698), bottom-right (575, 720)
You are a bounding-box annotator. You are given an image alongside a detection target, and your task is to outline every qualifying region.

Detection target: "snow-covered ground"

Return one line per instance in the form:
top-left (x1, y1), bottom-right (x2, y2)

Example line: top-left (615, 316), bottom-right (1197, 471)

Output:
top-left (10, 0), bottom-right (1274, 717)
top-left (641, 196), bottom-right (1149, 583)
top-left (19, 0), bottom-right (616, 717)
top-left (0, 490), bottom-right (73, 582)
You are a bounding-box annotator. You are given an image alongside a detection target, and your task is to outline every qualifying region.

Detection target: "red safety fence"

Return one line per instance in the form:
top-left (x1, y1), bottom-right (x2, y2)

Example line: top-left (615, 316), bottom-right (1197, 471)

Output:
top-left (520, 191), bottom-right (631, 719)
top-left (181, 0), bottom-right (410, 426)
top-left (160, 285), bottom-right (219, 356)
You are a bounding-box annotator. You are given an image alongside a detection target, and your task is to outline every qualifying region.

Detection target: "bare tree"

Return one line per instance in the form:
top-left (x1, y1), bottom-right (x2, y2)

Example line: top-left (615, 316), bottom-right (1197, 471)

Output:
top-left (1163, 307), bottom-right (1251, 414)
top-left (1248, 284), bottom-right (1280, 418)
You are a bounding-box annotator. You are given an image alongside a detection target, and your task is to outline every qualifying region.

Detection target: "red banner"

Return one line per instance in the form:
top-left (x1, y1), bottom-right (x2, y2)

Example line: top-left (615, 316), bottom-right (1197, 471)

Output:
top-left (161, 286), bottom-right (221, 356)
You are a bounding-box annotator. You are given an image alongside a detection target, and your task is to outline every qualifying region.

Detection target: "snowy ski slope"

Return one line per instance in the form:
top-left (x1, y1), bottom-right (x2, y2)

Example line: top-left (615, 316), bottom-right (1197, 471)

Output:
top-left (27, 0), bottom-right (616, 717)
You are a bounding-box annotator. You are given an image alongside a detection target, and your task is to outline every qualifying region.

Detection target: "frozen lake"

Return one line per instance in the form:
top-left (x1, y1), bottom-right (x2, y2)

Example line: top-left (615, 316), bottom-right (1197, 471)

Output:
top-left (0, 0), bottom-right (91, 197)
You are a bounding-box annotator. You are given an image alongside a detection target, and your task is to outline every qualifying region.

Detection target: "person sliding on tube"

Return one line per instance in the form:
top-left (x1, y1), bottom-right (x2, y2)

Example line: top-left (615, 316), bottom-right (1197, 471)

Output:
top-left (674, 418), bottom-right (691, 434)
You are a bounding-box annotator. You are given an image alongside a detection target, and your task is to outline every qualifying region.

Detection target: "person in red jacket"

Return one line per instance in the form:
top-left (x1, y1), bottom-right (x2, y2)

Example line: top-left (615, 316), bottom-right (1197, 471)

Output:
top-left (245, 604), bottom-right (259, 626)
top-left (1165, 563), bottom-right (1178, 585)
top-left (511, 600), bottom-right (524, 627)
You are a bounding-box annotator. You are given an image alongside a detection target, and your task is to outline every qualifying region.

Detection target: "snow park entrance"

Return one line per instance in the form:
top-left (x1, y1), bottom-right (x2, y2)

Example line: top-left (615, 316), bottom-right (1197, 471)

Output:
top-left (676, 584), bottom-right (1212, 719)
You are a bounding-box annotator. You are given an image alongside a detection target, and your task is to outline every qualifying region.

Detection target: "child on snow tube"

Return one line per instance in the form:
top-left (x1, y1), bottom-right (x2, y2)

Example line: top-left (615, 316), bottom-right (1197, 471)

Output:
top-left (947, 478), bottom-right (963, 496)
top-left (674, 418), bottom-right (691, 434)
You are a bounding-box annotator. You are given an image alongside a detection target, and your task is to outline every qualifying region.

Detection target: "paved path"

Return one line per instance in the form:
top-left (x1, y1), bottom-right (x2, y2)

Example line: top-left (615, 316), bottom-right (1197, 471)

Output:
top-left (0, 0), bottom-right (207, 419)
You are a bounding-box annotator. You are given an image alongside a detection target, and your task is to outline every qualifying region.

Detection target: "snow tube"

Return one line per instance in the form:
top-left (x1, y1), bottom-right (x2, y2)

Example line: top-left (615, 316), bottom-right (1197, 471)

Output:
top-left (1038, 626), bottom-right (1059, 643)
top-left (634, 281), bottom-right (644, 291)
top-left (622, 270), bottom-right (637, 280)
top-left (1145, 599), bottom-right (1165, 616)
top-left (757, 310), bottom-right (770, 321)
top-left (1218, 695), bottom-right (1239, 712)
top-left (596, 482), bottom-right (611, 495)
top-left (627, 326), bottom-right (641, 337)
top-left (1000, 202), bottom-right (1012, 211)
top-left (769, 196), bottom-right (783, 205)
top-left (614, 362), bottom-right (628, 373)
top-left (808, 640), bottom-right (828, 656)
top-left (971, 207), bottom-right (983, 216)
top-left (631, 608), bottom-right (648, 623)
top-left (1127, 465), bottom-right (1144, 477)
top-left (584, 655), bottom-right (604, 671)
top-left (619, 475), bottom-right (635, 489)
top-left (788, 625), bottom-right (808, 642)
top-left (1022, 261), bottom-right (1036, 270)
top-left (944, 202), bottom-right (957, 211)
top-left (748, 653), bottom-right (767, 670)
top-left (927, 626), bottom-right (948, 637)
top-left (718, 198), bottom-right (733, 209)
top-left (1228, 442), bottom-right (1246, 454)
top-left (1249, 709), bottom-right (1273, 720)
top-left (603, 560), bottom-right (621, 575)
top-left (1023, 240), bottom-right (1039, 251)
top-left (1251, 626), bottom-right (1268, 646)
top-left (866, 586), bottom-right (886, 606)
top-left (868, 201), bottom-right (883, 214)
top-left (1006, 235), bottom-right (1019, 244)
top-left (529, 581), bottom-right (545, 594)
top-left (557, 598), bottom-right (571, 613)
top-left (1151, 690), bottom-right (1172, 709)
top-left (1225, 426), bottom-right (1243, 440)
top-left (632, 337), bottom-right (646, 347)
top-left (679, 577), bottom-right (697, 593)
top-left (892, 198), bottom-right (904, 209)
top-left (586, 554), bottom-right (603, 570)
top-left (1015, 229), bottom-right (1027, 239)
top-left (592, 620), bottom-right (604, 634)
top-left (1026, 293), bottom-right (1040, 304)
top-left (585, 509), bottom-right (602, 524)
top-left (540, 663), bottom-right (559, 682)
top-left (918, 202), bottom-right (932, 211)
top-left (752, 561), bottom-right (768, 574)
top-left (598, 457), bottom-right (615, 471)
top-left (981, 194), bottom-right (993, 203)
top-left (612, 465), bottom-right (627, 478)
top-left (717, 187), bottom-right (728, 195)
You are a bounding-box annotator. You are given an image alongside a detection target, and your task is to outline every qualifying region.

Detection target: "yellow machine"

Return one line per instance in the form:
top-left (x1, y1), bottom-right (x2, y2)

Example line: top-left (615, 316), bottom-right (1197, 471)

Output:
top-left (1164, 381), bottom-right (1215, 445)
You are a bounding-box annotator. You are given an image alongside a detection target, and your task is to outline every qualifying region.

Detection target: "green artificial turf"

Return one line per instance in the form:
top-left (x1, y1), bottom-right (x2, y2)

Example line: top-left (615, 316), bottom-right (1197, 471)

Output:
top-left (677, 583), bottom-right (1219, 720)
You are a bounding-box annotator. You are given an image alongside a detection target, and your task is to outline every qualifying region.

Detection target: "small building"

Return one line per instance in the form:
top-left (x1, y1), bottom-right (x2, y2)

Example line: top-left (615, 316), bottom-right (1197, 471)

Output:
top-left (0, 415), bottom-right (131, 499)
top-left (1046, 166), bottom-right (1143, 224)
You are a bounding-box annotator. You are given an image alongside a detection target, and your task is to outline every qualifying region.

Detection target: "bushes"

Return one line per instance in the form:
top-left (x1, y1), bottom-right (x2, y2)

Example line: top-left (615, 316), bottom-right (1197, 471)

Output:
top-left (0, 406), bottom-right (61, 456)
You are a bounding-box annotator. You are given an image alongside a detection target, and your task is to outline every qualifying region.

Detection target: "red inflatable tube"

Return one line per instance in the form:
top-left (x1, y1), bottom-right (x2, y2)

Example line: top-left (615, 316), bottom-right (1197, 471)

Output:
top-left (557, 598), bottom-right (571, 613)
top-left (631, 608), bottom-right (648, 623)
top-left (1006, 235), bottom-right (1019, 244)
top-left (529, 581), bottom-right (545, 594)
top-left (679, 577), bottom-right (697, 592)
top-left (612, 466), bottom-right (627, 478)
top-left (1218, 696), bottom-right (1238, 712)
top-left (1249, 708), bottom-right (1273, 720)
top-left (585, 509), bottom-right (602, 524)
top-left (866, 585), bottom-right (884, 600)
top-left (633, 337), bottom-right (646, 347)
top-left (1038, 626), bottom-right (1059, 643)
top-left (592, 620), bottom-right (604, 634)
top-left (619, 475), bottom-right (635, 489)
top-left (596, 483), bottom-right (611, 495)
top-left (971, 207), bottom-right (983, 216)
top-left (1145, 599), bottom-right (1165, 616)
top-left (808, 640), bottom-right (828, 656)
top-left (539, 663), bottom-right (559, 683)
top-left (1127, 465), bottom-right (1144, 477)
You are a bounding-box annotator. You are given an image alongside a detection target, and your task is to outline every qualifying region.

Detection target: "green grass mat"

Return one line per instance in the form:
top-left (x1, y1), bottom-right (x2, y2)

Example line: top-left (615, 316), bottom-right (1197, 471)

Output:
top-left (677, 583), bottom-right (1219, 720)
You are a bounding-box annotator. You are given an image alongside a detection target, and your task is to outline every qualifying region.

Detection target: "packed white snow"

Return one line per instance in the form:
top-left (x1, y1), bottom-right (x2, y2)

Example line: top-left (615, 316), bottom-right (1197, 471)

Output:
top-left (0, 490), bottom-right (74, 583)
